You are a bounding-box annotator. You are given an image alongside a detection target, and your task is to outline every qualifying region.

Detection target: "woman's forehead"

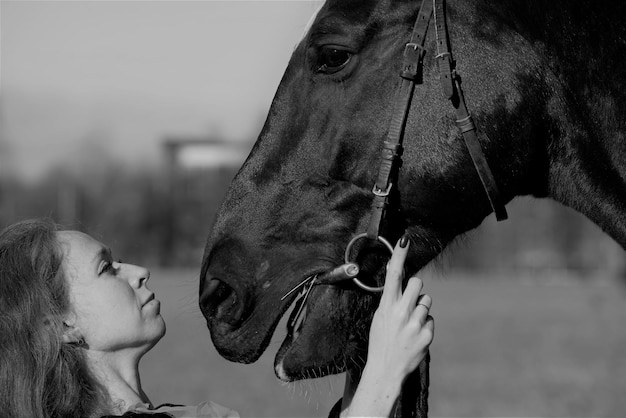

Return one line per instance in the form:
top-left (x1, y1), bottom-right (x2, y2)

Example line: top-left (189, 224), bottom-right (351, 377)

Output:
top-left (56, 230), bottom-right (105, 260)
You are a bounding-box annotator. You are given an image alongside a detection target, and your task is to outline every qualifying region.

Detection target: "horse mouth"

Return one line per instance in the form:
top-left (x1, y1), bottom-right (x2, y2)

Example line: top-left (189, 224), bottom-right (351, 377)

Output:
top-left (284, 281), bottom-right (313, 343)
top-left (272, 270), bottom-right (369, 382)
top-left (280, 277), bottom-right (326, 341)
top-left (274, 283), bottom-right (334, 381)
top-left (203, 256), bottom-right (376, 381)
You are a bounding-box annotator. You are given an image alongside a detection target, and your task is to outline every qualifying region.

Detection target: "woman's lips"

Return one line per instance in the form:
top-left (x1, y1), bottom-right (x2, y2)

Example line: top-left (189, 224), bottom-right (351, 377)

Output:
top-left (142, 293), bottom-right (157, 308)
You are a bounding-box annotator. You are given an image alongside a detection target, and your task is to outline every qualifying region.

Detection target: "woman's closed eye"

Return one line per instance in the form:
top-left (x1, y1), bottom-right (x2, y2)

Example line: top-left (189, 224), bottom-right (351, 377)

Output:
top-left (98, 261), bottom-right (113, 275)
top-left (98, 259), bottom-right (123, 275)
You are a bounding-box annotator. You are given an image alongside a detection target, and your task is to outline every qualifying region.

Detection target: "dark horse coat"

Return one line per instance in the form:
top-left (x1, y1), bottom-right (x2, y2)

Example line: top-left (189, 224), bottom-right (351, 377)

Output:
top-left (200, 0), bottom-right (625, 413)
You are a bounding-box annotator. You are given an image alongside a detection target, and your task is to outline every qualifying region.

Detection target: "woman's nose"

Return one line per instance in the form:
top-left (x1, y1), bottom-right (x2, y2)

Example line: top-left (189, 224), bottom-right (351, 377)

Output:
top-left (122, 263), bottom-right (150, 288)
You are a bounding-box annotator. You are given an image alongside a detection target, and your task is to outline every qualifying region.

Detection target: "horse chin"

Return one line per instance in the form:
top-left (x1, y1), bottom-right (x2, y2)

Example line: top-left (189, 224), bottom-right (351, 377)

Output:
top-left (273, 284), bottom-right (369, 382)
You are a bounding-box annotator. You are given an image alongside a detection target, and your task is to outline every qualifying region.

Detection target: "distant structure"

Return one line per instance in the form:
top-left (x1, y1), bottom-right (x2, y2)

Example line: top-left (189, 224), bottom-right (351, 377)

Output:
top-left (161, 137), bottom-right (252, 265)
top-left (163, 137), bottom-right (250, 171)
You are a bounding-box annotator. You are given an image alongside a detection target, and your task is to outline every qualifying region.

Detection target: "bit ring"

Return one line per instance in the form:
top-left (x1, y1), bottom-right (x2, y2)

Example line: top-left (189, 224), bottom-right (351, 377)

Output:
top-left (344, 233), bottom-right (394, 293)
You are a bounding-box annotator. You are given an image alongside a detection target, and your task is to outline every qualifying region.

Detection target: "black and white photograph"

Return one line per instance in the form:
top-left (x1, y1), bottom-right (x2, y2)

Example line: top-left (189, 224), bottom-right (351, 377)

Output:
top-left (1, 1), bottom-right (625, 417)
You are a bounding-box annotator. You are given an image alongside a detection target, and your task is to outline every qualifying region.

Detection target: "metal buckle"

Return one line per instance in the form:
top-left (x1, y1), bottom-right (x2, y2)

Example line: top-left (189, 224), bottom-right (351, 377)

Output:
top-left (401, 43), bottom-right (426, 81)
top-left (406, 42), bottom-right (426, 52)
top-left (372, 183), bottom-right (393, 197)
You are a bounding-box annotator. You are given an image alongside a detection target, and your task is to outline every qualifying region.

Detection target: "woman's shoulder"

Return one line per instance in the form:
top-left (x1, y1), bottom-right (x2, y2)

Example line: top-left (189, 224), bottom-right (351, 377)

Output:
top-left (102, 401), bottom-right (240, 418)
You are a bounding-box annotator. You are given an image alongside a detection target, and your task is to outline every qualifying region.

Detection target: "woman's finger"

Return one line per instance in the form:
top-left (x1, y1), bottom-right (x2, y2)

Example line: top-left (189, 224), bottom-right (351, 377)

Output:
top-left (417, 294), bottom-right (432, 310)
top-left (381, 234), bottom-right (410, 303)
top-left (412, 294), bottom-right (432, 325)
top-left (423, 315), bottom-right (435, 336)
top-left (400, 276), bottom-right (423, 311)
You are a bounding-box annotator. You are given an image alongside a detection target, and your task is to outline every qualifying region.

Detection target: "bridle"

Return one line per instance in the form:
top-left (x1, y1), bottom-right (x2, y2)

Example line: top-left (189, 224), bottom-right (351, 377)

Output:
top-left (291, 2), bottom-right (509, 416)
top-left (344, 0), bottom-right (509, 293)
top-left (333, 3), bottom-right (510, 417)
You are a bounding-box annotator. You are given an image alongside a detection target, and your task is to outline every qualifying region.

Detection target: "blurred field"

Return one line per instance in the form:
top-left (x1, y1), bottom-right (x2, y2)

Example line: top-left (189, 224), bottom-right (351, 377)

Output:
top-left (141, 269), bottom-right (626, 418)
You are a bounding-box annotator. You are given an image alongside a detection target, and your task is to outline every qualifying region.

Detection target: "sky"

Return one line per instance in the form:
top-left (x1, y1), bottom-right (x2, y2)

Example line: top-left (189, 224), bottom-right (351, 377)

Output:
top-left (0, 0), bottom-right (323, 181)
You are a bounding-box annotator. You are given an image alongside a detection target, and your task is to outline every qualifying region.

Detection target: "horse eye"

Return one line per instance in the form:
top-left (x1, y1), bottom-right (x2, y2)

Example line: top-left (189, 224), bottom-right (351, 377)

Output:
top-left (316, 47), bottom-right (352, 73)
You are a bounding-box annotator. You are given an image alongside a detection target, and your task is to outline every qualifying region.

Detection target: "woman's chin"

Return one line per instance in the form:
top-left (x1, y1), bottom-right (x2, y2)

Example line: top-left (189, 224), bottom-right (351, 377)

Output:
top-left (152, 320), bottom-right (167, 345)
top-left (140, 320), bottom-right (167, 353)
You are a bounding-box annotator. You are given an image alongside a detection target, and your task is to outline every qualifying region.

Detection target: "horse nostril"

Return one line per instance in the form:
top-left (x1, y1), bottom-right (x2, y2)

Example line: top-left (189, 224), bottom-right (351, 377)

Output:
top-left (200, 277), bottom-right (247, 327)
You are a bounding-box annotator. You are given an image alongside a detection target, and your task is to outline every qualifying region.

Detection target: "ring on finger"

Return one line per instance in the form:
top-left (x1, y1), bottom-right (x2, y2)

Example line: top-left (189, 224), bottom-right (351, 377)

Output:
top-left (416, 294), bottom-right (431, 306)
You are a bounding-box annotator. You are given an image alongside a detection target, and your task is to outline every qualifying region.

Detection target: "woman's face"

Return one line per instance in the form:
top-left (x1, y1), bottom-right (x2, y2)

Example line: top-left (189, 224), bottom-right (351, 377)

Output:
top-left (56, 231), bottom-right (165, 353)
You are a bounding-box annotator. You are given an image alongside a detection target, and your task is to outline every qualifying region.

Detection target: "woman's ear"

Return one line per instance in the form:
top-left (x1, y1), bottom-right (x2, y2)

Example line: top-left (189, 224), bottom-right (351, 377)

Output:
top-left (61, 314), bottom-right (83, 345)
top-left (62, 329), bottom-right (83, 345)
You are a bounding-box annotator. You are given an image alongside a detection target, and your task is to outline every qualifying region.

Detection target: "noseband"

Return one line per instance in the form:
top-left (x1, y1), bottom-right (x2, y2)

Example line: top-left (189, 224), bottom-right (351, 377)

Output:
top-left (344, 0), bottom-right (509, 293)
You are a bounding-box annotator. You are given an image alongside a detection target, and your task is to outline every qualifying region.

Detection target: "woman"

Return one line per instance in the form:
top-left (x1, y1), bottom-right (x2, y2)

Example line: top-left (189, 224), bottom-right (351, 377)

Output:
top-left (0, 219), bottom-right (434, 418)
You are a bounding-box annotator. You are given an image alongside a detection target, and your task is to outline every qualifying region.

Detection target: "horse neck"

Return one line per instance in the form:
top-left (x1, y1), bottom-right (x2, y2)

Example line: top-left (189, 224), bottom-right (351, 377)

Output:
top-left (476, 0), bottom-right (626, 249)
top-left (545, 110), bottom-right (626, 249)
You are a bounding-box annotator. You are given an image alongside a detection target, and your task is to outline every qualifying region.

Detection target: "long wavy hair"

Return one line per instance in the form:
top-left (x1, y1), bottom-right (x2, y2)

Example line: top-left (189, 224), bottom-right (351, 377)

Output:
top-left (0, 219), bottom-right (109, 418)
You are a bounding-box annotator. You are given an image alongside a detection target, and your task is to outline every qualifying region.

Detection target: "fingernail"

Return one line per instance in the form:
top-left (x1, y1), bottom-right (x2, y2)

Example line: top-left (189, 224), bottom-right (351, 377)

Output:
top-left (399, 234), bottom-right (410, 248)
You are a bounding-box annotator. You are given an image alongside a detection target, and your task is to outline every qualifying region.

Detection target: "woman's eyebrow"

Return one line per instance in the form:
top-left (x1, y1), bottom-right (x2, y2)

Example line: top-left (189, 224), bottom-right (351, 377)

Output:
top-left (92, 247), bottom-right (113, 265)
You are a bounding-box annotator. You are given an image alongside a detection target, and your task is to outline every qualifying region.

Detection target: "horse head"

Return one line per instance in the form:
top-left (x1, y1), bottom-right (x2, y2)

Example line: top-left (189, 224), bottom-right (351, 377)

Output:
top-left (200, 0), bottom-right (626, 383)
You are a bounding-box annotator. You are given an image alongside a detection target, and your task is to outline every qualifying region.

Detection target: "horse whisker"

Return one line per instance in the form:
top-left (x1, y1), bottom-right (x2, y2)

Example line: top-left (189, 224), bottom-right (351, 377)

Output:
top-left (289, 276), bottom-right (317, 329)
top-left (280, 274), bottom-right (316, 301)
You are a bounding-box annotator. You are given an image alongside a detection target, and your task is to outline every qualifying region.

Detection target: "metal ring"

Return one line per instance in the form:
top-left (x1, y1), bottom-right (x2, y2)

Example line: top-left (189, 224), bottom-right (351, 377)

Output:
top-left (344, 233), bottom-right (394, 293)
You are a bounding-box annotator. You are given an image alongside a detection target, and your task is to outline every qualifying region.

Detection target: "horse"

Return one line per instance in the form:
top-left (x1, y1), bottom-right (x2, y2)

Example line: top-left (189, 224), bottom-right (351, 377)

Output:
top-left (199, 0), bottom-right (626, 415)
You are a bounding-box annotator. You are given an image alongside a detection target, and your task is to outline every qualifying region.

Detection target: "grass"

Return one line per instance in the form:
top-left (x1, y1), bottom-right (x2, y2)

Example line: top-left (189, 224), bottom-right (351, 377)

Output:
top-left (140, 268), bottom-right (626, 417)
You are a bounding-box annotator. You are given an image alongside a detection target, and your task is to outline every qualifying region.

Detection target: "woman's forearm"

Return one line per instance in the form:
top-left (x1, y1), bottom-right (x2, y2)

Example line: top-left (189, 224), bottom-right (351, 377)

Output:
top-left (341, 236), bottom-right (434, 418)
top-left (343, 365), bottom-right (403, 418)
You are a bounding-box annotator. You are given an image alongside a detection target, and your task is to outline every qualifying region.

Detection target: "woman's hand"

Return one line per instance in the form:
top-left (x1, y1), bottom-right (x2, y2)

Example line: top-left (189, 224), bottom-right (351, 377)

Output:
top-left (344, 235), bottom-right (434, 418)
top-left (366, 235), bottom-right (434, 382)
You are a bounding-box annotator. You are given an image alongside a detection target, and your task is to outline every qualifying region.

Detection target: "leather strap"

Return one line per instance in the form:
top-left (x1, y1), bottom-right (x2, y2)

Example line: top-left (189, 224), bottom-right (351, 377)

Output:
top-left (434, 0), bottom-right (454, 99)
top-left (367, 0), bottom-right (434, 239)
top-left (357, 4), bottom-right (508, 418)
top-left (433, 0), bottom-right (508, 221)
top-left (368, 0), bottom-right (507, 242)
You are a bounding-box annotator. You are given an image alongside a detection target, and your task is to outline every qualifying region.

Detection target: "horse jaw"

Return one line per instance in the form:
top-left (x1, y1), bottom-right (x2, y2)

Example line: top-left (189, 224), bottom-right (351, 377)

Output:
top-left (199, 177), bottom-right (402, 377)
top-left (201, 253), bottom-right (379, 380)
top-left (274, 285), bottom-right (374, 381)
top-left (201, 196), bottom-right (451, 379)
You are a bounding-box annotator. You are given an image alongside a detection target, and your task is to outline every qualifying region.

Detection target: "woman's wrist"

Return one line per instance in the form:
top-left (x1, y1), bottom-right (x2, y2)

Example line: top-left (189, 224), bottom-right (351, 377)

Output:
top-left (360, 364), bottom-right (404, 399)
top-left (345, 365), bottom-right (403, 417)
